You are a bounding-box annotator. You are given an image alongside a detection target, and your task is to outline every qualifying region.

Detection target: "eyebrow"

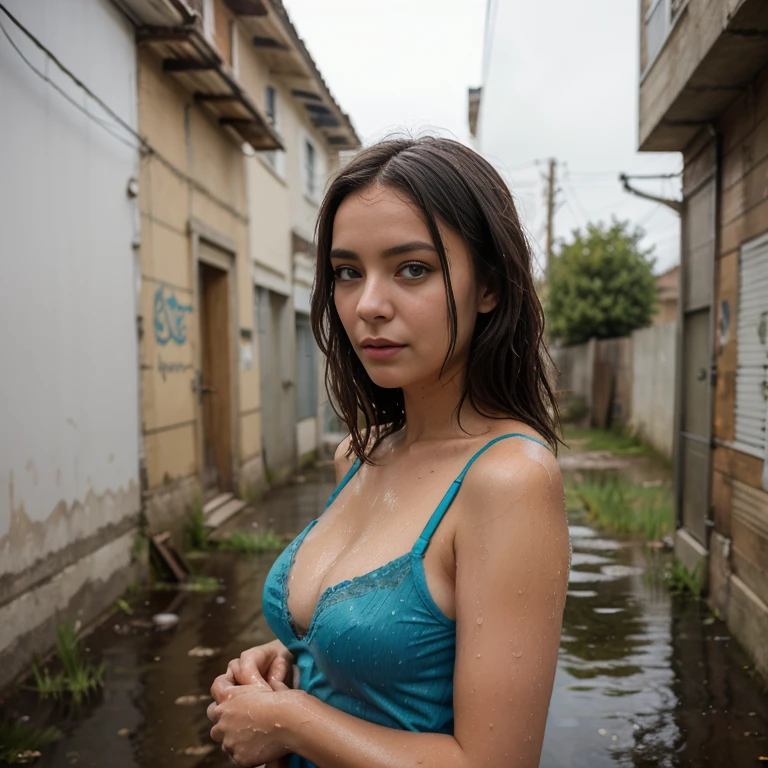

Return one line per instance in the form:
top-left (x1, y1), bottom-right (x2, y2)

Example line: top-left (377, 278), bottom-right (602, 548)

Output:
top-left (329, 241), bottom-right (437, 261)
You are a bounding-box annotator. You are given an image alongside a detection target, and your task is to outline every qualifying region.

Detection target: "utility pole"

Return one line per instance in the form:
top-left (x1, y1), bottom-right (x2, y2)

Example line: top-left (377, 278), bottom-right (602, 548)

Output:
top-left (544, 158), bottom-right (557, 278)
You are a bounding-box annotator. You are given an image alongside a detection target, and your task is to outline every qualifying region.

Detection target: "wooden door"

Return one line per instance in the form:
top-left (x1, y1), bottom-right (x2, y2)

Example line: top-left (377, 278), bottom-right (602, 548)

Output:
top-left (198, 258), bottom-right (232, 494)
top-left (676, 141), bottom-right (718, 548)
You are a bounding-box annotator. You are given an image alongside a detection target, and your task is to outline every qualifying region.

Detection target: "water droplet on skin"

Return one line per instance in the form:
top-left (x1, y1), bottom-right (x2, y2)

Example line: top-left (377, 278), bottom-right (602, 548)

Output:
top-left (477, 653), bottom-right (481, 658)
top-left (476, 617), bottom-right (483, 625)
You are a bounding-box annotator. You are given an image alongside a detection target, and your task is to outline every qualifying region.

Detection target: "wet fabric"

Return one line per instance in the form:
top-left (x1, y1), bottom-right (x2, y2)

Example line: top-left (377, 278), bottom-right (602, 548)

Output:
top-left (262, 433), bottom-right (550, 768)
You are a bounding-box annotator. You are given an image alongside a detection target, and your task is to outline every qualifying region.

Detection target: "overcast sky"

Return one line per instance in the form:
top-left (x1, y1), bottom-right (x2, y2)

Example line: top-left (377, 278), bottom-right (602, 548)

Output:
top-left (283, 0), bottom-right (681, 274)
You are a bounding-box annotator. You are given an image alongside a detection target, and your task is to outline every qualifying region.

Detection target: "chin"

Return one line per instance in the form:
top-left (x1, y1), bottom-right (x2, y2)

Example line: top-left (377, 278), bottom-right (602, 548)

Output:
top-left (364, 370), bottom-right (410, 390)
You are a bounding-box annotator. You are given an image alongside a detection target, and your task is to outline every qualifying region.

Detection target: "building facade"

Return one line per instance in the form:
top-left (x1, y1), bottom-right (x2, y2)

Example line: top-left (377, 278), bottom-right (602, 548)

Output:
top-left (0, 0), bottom-right (143, 686)
top-left (0, 0), bottom-right (357, 683)
top-left (235, 1), bottom-right (358, 482)
top-left (117, 0), bottom-right (358, 527)
top-left (638, 0), bottom-right (768, 679)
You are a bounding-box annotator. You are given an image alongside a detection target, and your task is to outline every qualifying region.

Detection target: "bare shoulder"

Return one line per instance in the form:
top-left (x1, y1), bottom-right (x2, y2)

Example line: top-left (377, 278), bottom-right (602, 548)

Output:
top-left (459, 432), bottom-right (567, 536)
top-left (333, 435), bottom-right (356, 483)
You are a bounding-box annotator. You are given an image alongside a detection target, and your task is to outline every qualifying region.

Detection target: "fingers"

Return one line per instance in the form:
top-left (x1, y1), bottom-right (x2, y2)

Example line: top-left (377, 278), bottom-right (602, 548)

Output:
top-left (268, 677), bottom-right (290, 693)
top-left (227, 658), bottom-right (243, 684)
top-left (210, 672), bottom-right (235, 703)
top-left (266, 655), bottom-right (289, 685)
top-left (206, 700), bottom-right (220, 723)
top-left (239, 646), bottom-right (270, 685)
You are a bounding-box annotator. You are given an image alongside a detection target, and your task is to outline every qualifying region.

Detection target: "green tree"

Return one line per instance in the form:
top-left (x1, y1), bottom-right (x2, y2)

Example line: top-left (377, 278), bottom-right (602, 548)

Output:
top-left (547, 219), bottom-right (657, 345)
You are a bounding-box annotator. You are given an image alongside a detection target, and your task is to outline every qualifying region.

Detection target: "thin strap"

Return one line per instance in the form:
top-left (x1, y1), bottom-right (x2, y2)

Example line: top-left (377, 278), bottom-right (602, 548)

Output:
top-left (412, 433), bottom-right (549, 556)
top-left (323, 458), bottom-right (362, 511)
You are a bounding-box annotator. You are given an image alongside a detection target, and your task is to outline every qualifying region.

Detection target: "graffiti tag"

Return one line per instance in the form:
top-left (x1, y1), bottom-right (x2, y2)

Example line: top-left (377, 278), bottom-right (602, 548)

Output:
top-left (158, 353), bottom-right (193, 382)
top-left (154, 287), bottom-right (193, 345)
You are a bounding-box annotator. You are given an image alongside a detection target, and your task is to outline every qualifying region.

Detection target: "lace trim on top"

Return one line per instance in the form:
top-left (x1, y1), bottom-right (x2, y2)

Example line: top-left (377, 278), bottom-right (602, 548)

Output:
top-left (281, 525), bottom-right (414, 641)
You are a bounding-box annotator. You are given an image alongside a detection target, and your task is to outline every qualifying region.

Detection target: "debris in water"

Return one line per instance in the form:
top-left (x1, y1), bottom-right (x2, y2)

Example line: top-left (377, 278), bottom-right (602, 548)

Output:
top-left (117, 728), bottom-right (130, 737)
top-left (175, 694), bottom-right (211, 705)
top-left (180, 745), bottom-right (215, 756)
top-left (152, 613), bottom-right (179, 630)
top-left (188, 646), bottom-right (219, 657)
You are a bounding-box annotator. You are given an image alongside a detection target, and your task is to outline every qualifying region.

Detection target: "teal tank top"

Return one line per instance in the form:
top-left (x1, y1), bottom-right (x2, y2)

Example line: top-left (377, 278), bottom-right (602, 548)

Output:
top-left (261, 433), bottom-right (549, 768)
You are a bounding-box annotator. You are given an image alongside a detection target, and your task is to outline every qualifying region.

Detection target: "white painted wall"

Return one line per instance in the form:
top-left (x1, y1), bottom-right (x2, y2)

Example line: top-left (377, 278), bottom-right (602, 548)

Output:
top-left (0, 0), bottom-right (140, 579)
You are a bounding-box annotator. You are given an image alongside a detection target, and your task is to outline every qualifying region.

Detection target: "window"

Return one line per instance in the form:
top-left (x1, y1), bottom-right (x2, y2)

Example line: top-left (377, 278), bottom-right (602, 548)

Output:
top-left (262, 86), bottom-right (283, 174)
top-left (230, 20), bottom-right (239, 75)
top-left (296, 314), bottom-right (318, 420)
top-left (644, 0), bottom-right (687, 72)
top-left (202, 0), bottom-right (215, 40)
top-left (265, 86), bottom-right (277, 125)
top-left (304, 139), bottom-right (316, 199)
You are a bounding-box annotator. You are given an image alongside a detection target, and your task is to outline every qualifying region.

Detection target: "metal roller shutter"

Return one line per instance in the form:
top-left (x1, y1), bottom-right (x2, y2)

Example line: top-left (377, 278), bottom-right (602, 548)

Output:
top-left (735, 233), bottom-right (768, 466)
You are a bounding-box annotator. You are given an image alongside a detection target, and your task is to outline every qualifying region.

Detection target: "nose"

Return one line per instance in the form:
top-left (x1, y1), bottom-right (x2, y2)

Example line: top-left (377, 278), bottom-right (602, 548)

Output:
top-left (356, 274), bottom-right (394, 324)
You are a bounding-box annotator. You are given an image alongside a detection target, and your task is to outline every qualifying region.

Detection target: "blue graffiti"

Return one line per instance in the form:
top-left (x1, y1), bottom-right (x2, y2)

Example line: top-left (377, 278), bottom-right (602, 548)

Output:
top-left (154, 286), bottom-right (193, 345)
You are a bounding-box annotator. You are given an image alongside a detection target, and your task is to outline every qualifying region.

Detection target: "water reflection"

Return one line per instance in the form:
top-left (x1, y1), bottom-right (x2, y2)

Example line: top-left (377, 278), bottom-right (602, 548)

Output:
top-left (543, 506), bottom-right (768, 767)
top-left (1, 469), bottom-right (767, 766)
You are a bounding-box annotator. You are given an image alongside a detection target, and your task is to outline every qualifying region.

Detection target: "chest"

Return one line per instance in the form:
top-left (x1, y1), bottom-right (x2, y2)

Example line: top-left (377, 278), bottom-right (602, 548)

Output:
top-left (285, 458), bottom-right (465, 636)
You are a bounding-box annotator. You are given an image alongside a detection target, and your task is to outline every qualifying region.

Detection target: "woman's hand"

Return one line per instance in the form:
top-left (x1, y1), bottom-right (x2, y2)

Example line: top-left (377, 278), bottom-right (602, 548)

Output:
top-left (208, 668), bottom-right (295, 767)
top-left (229, 639), bottom-right (294, 689)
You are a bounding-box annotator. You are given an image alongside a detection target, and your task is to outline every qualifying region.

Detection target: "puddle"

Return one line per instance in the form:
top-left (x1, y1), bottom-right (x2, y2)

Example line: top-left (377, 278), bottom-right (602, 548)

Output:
top-left (2, 466), bottom-right (767, 767)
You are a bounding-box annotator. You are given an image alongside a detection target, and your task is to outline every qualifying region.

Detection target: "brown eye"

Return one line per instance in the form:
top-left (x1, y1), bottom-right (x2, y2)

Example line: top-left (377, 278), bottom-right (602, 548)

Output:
top-left (334, 266), bottom-right (360, 281)
top-left (399, 263), bottom-right (430, 279)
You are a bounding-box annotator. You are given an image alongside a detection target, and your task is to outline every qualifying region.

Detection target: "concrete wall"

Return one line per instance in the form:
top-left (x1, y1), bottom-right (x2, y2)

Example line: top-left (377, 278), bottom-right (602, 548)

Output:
top-left (551, 340), bottom-right (595, 419)
top-left (630, 322), bottom-right (677, 457)
top-left (0, 0), bottom-right (142, 686)
top-left (595, 336), bottom-right (633, 425)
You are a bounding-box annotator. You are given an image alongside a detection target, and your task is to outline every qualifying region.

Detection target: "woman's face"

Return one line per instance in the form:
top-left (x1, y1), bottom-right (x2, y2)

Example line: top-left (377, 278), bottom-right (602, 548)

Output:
top-left (330, 183), bottom-right (496, 391)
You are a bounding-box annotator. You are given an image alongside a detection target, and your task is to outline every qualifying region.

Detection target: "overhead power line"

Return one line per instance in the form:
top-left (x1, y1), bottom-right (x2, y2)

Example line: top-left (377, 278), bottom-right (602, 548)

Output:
top-left (0, 2), bottom-right (250, 222)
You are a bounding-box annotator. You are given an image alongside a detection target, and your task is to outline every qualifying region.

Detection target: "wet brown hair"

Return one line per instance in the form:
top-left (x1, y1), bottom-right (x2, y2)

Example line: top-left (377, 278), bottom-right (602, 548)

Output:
top-left (310, 136), bottom-right (560, 463)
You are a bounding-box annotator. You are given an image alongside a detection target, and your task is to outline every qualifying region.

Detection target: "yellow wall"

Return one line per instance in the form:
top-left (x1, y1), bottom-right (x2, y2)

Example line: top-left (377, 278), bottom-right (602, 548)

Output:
top-left (137, 47), bottom-right (261, 508)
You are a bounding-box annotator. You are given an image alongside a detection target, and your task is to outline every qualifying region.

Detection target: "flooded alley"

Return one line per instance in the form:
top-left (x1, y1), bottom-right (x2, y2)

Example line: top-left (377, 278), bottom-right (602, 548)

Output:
top-left (2, 463), bottom-right (768, 767)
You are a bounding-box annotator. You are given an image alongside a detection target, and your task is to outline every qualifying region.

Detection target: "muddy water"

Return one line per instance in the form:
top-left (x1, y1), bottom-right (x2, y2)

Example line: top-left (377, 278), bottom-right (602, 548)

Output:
top-left (544, 507), bottom-right (768, 766)
top-left (2, 465), bottom-right (768, 767)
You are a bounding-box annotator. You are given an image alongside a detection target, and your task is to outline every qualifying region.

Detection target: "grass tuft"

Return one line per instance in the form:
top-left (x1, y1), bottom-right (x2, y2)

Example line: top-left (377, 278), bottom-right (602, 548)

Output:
top-left (569, 477), bottom-right (674, 541)
top-left (186, 501), bottom-right (209, 552)
top-left (562, 426), bottom-right (649, 456)
top-left (31, 623), bottom-right (104, 704)
top-left (0, 721), bottom-right (62, 764)
top-left (664, 559), bottom-right (704, 597)
top-left (218, 530), bottom-right (287, 555)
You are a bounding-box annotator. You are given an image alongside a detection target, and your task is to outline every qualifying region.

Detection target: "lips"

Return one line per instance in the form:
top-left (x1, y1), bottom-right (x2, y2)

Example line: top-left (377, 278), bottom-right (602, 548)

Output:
top-left (361, 337), bottom-right (398, 346)
top-left (360, 338), bottom-right (406, 361)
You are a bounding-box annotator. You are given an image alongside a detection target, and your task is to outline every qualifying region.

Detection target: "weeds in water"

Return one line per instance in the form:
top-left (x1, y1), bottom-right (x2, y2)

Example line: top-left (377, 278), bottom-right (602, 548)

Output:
top-left (218, 530), bottom-right (287, 555)
top-left (665, 559), bottom-right (704, 597)
top-left (152, 574), bottom-right (221, 592)
top-left (570, 478), bottom-right (674, 541)
top-left (186, 501), bottom-right (209, 551)
top-left (31, 623), bottom-right (104, 703)
top-left (0, 720), bottom-right (62, 764)
top-left (564, 484), bottom-right (584, 512)
top-left (562, 426), bottom-right (649, 456)
top-left (115, 598), bottom-right (133, 615)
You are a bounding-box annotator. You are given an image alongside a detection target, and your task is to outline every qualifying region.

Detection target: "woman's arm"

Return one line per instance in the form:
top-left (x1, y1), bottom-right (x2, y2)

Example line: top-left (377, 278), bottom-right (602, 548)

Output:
top-left (210, 440), bottom-right (570, 768)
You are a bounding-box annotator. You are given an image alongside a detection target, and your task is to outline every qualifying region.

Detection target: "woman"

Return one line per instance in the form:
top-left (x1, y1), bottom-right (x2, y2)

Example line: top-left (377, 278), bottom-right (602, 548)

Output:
top-left (208, 137), bottom-right (570, 768)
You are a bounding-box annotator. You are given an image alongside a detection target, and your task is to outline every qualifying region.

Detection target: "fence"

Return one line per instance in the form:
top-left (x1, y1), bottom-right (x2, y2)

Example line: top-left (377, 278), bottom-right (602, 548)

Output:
top-left (551, 322), bottom-right (677, 457)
